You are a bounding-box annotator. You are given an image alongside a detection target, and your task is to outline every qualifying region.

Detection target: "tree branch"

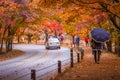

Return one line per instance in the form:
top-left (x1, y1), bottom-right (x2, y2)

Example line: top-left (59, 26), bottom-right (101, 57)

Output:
top-left (109, 15), bottom-right (120, 31)
top-left (98, 2), bottom-right (120, 19)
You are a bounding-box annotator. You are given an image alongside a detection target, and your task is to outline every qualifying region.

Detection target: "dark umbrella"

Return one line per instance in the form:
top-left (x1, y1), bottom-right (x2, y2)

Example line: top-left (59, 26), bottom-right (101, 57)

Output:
top-left (90, 28), bottom-right (110, 43)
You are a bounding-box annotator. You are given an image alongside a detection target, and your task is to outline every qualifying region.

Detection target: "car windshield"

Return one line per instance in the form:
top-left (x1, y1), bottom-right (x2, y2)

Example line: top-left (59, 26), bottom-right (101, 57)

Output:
top-left (48, 38), bottom-right (59, 42)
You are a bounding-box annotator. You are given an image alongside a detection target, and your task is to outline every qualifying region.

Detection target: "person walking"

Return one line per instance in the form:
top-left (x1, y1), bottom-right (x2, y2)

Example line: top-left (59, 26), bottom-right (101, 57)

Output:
top-left (91, 39), bottom-right (103, 64)
top-left (60, 35), bottom-right (64, 44)
top-left (73, 35), bottom-right (77, 48)
top-left (75, 35), bottom-right (80, 48)
top-left (90, 28), bottom-right (110, 64)
top-left (85, 36), bottom-right (89, 47)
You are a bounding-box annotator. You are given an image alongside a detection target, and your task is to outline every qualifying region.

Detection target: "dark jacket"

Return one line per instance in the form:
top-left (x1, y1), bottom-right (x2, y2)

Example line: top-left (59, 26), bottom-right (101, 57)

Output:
top-left (91, 39), bottom-right (103, 49)
top-left (76, 36), bottom-right (80, 46)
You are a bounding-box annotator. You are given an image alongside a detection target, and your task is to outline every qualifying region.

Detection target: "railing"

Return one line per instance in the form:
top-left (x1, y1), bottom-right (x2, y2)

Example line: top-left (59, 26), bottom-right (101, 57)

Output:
top-left (35, 63), bottom-right (58, 80)
top-left (30, 48), bottom-right (83, 80)
top-left (15, 72), bottom-right (31, 80)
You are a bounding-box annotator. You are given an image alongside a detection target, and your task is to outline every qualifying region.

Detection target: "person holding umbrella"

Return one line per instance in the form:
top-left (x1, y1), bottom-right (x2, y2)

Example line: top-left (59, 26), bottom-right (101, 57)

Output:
top-left (90, 28), bottom-right (110, 64)
top-left (91, 39), bottom-right (103, 64)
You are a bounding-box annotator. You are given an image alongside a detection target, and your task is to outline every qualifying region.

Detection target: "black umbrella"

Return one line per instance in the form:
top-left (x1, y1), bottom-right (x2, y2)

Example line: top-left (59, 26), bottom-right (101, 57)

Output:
top-left (90, 28), bottom-right (110, 43)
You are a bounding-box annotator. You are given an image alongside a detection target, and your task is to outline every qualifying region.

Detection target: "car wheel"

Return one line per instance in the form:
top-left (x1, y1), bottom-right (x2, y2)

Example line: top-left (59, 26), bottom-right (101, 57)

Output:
top-left (59, 47), bottom-right (61, 49)
top-left (46, 47), bottom-right (49, 49)
top-left (47, 47), bottom-right (50, 50)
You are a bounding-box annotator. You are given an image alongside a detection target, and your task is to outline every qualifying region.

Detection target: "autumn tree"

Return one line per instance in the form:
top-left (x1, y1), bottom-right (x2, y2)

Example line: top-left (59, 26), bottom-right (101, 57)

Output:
top-left (0, 0), bottom-right (31, 53)
top-left (73, 0), bottom-right (120, 55)
top-left (37, 0), bottom-right (120, 55)
top-left (0, 1), bottom-right (24, 53)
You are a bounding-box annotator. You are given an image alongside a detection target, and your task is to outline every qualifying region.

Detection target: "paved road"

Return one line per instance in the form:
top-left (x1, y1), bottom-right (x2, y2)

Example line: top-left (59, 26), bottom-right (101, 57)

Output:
top-left (0, 44), bottom-right (72, 80)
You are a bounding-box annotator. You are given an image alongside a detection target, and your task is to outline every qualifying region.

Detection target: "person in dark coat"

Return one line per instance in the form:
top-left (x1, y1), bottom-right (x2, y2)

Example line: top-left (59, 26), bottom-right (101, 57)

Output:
top-left (76, 35), bottom-right (80, 48)
top-left (91, 39), bottom-right (103, 64)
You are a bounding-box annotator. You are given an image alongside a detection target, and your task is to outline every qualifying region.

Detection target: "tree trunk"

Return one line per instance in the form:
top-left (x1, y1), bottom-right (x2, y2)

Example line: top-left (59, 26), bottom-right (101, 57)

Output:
top-left (114, 31), bottom-right (120, 56)
top-left (0, 35), bottom-right (4, 53)
top-left (106, 40), bottom-right (112, 52)
top-left (17, 35), bottom-right (20, 43)
top-left (115, 38), bottom-right (120, 56)
top-left (6, 40), bottom-right (12, 53)
top-left (45, 30), bottom-right (48, 43)
top-left (7, 40), bottom-right (11, 52)
top-left (6, 25), bottom-right (10, 52)
top-left (6, 40), bottom-right (8, 53)
top-left (0, 26), bottom-right (7, 53)
top-left (10, 39), bottom-right (13, 51)
top-left (115, 40), bottom-right (117, 54)
top-left (54, 30), bottom-right (57, 37)
top-left (36, 39), bottom-right (38, 44)
top-left (27, 33), bottom-right (33, 44)
top-left (109, 15), bottom-right (120, 56)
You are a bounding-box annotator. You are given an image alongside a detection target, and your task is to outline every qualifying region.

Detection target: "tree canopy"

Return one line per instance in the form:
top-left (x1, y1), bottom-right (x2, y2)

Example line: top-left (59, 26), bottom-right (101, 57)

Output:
top-left (0, 0), bottom-right (120, 53)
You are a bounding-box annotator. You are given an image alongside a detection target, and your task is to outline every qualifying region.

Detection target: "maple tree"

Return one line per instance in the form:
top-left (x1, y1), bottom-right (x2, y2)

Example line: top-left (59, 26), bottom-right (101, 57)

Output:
top-left (0, 0), bottom-right (49, 51)
top-left (0, 1), bottom-right (21, 53)
top-left (36, 0), bottom-right (120, 54)
top-left (0, 0), bottom-right (34, 52)
top-left (0, 0), bottom-right (120, 55)
top-left (41, 20), bottom-right (64, 42)
top-left (37, 0), bottom-right (120, 30)
top-left (37, 0), bottom-right (120, 54)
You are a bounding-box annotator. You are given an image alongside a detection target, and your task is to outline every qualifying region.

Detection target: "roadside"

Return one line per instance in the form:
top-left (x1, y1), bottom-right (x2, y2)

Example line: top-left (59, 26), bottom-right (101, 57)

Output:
top-left (54, 46), bottom-right (120, 80)
top-left (0, 39), bottom-right (67, 62)
top-left (0, 49), bottom-right (25, 62)
top-left (0, 39), bottom-right (45, 62)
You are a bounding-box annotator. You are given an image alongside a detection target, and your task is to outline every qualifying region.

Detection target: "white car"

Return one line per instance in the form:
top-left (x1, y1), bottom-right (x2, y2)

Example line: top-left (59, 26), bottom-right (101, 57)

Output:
top-left (45, 38), bottom-right (61, 49)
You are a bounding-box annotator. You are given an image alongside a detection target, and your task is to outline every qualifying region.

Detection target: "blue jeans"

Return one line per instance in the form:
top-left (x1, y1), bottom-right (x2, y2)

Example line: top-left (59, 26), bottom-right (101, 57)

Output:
top-left (92, 49), bottom-right (101, 63)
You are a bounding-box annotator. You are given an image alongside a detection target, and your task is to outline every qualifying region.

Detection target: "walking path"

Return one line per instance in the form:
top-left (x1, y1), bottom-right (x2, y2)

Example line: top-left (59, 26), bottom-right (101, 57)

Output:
top-left (55, 45), bottom-right (120, 80)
